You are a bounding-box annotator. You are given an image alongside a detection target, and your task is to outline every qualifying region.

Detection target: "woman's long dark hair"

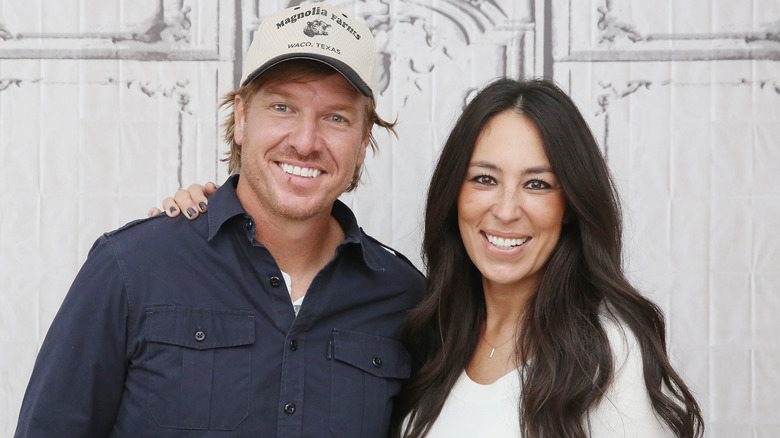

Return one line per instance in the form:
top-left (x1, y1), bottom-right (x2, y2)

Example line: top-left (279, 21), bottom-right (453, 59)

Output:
top-left (391, 78), bottom-right (704, 438)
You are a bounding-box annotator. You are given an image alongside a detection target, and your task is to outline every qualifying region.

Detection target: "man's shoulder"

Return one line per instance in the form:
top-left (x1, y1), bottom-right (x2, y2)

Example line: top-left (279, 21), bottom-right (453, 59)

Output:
top-left (359, 231), bottom-right (425, 280)
top-left (108, 213), bottom-right (203, 235)
top-left (101, 213), bottom-right (209, 255)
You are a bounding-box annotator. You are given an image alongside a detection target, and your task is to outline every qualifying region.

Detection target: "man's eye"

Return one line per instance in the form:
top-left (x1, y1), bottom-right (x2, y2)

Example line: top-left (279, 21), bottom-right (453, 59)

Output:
top-left (330, 114), bottom-right (345, 123)
top-left (273, 104), bottom-right (288, 112)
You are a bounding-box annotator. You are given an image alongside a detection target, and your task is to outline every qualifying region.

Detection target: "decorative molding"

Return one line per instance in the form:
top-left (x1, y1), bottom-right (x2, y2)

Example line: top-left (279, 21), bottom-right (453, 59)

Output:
top-left (0, 78), bottom-right (23, 92)
top-left (0, 0), bottom-right (223, 61)
top-left (597, 3), bottom-right (780, 47)
top-left (595, 79), bottom-right (658, 115)
top-left (121, 78), bottom-right (192, 114)
top-left (4, 76), bottom-right (192, 112)
top-left (558, 0), bottom-right (780, 62)
top-left (594, 78), bottom-right (780, 159)
top-left (559, 49), bottom-right (780, 62)
top-left (597, 77), bottom-right (780, 113)
top-left (0, 75), bottom-right (192, 187)
top-left (597, 5), bottom-right (642, 44)
top-left (249, 0), bottom-right (533, 99)
top-left (0, 23), bottom-right (12, 41)
top-left (1, 1), bottom-right (191, 44)
top-left (365, 0), bottom-right (531, 96)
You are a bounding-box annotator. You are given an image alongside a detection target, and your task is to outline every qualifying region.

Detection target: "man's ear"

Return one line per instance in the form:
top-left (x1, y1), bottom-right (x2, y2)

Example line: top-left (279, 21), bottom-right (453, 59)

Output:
top-left (356, 133), bottom-right (370, 168)
top-left (234, 94), bottom-right (246, 146)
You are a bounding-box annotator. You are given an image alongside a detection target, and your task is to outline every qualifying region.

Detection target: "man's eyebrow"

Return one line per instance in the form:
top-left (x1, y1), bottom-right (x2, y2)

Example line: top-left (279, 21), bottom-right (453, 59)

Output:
top-left (261, 85), bottom-right (287, 96)
top-left (261, 87), bottom-right (360, 112)
top-left (325, 103), bottom-right (360, 112)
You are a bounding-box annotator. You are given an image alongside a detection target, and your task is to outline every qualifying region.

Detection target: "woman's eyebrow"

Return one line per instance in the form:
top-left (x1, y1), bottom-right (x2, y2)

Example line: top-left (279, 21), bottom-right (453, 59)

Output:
top-left (468, 161), bottom-right (501, 172)
top-left (468, 162), bottom-right (554, 176)
top-left (522, 165), bottom-right (554, 175)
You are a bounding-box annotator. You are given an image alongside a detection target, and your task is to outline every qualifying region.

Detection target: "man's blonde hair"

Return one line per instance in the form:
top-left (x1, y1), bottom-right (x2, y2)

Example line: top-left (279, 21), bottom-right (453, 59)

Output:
top-left (220, 60), bottom-right (396, 192)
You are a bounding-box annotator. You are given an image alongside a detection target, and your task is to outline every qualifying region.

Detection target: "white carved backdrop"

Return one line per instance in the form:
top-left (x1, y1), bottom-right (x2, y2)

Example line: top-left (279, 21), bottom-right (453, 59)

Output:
top-left (0, 0), bottom-right (777, 436)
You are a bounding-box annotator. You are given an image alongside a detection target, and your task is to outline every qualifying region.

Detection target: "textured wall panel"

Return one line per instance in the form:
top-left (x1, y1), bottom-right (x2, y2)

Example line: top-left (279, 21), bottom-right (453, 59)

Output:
top-left (1, 0), bottom-right (778, 436)
top-left (0, 0), bottom-right (237, 434)
top-left (554, 0), bottom-right (780, 435)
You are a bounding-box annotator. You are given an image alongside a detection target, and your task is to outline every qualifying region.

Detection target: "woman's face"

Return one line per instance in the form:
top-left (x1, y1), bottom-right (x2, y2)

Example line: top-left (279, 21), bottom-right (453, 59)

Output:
top-left (457, 111), bottom-right (566, 295)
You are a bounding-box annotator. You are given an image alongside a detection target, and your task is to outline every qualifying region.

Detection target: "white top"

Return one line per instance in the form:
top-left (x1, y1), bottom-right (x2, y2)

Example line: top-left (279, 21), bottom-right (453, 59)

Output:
top-left (423, 364), bottom-right (522, 437)
top-left (419, 316), bottom-right (673, 438)
top-left (280, 271), bottom-right (304, 316)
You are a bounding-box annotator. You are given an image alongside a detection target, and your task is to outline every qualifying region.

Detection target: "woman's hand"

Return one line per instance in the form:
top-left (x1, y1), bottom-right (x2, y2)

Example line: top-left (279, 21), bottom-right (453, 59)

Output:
top-left (147, 182), bottom-right (219, 220)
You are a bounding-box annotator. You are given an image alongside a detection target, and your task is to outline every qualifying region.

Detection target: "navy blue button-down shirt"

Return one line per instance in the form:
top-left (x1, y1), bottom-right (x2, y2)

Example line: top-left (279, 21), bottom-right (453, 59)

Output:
top-left (15, 175), bottom-right (424, 438)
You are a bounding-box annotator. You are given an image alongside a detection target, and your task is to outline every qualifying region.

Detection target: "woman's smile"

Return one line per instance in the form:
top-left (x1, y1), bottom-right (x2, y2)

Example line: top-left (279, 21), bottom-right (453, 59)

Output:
top-left (457, 111), bottom-right (566, 295)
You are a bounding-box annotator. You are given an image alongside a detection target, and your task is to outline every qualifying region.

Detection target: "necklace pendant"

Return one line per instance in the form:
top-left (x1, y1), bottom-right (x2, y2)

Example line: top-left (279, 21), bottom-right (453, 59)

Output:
top-left (489, 347), bottom-right (496, 358)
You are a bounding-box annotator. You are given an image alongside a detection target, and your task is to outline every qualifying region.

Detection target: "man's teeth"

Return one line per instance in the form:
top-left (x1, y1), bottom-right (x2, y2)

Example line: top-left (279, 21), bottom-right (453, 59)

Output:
top-left (280, 163), bottom-right (322, 178)
top-left (486, 234), bottom-right (529, 249)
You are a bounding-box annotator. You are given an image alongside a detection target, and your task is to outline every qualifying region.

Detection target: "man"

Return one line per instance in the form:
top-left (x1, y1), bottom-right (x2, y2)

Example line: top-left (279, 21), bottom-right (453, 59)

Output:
top-left (15, 3), bottom-right (424, 437)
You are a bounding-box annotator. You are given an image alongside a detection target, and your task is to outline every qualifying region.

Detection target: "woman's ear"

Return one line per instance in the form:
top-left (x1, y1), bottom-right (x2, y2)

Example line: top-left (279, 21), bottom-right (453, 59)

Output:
top-left (562, 207), bottom-right (574, 224)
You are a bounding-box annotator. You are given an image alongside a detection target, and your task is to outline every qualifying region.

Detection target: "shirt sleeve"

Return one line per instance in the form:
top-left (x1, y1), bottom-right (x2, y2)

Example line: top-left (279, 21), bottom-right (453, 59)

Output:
top-left (15, 235), bottom-right (129, 438)
top-left (586, 318), bottom-right (673, 438)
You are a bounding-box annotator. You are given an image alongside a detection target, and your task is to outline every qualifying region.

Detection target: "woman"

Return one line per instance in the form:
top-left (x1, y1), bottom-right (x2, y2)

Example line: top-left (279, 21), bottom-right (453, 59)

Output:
top-left (158, 78), bottom-right (704, 437)
top-left (390, 78), bottom-right (703, 437)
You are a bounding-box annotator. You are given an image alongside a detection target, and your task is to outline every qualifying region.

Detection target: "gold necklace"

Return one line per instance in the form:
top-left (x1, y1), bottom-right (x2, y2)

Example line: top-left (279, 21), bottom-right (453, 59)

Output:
top-left (482, 335), bottom-right (514, 358)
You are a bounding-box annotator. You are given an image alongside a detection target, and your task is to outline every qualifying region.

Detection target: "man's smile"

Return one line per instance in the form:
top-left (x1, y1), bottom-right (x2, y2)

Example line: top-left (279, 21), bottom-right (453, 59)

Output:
top-left (278, 162), bottom-right (323, 178)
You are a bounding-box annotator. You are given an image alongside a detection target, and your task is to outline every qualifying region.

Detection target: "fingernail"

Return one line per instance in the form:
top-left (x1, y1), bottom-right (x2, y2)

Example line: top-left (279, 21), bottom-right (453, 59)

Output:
top-left (169, 206), bottom-right (178, 214)
top-left (199, 202), bottom-right (208, 212)
top-left (186, 207), bottom-right (196, 217)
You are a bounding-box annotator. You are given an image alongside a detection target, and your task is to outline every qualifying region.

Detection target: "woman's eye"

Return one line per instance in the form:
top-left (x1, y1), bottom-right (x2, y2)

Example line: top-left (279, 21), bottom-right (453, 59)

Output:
top-left (526, 180), bottom-right (550, 190)
top-left (471, 175), bottom-right (495, 185)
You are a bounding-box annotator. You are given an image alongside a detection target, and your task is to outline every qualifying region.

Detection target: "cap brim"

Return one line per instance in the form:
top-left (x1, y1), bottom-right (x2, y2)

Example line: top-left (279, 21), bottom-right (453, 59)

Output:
top-left (241, 54), bottom-right (373, 98)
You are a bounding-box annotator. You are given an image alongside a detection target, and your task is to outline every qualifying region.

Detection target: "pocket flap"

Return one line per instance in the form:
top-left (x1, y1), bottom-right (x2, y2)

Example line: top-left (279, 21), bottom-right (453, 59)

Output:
top-left (145, 306), bottom-right (255, 350)
top-left (331, 329), bottom-right (411, 379)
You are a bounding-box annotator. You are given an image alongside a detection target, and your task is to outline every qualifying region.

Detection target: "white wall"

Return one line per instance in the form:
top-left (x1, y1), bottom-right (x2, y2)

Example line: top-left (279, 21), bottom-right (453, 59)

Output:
top-left (0, 0), bottom-right (778, 435)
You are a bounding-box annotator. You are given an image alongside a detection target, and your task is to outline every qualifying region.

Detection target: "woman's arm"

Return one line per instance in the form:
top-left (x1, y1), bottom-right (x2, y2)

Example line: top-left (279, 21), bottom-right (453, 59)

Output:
top-left (586, 317), bottom-right (673, 437)
top-left (147, 182), bottom-right (218, 219)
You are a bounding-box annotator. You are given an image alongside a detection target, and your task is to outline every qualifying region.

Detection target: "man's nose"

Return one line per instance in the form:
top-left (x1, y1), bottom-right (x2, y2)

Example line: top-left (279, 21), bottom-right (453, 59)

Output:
top-left (287, 115), bottom-right (323, 156)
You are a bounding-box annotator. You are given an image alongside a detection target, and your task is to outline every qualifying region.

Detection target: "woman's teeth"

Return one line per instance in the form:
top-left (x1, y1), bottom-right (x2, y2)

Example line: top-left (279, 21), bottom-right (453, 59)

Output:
top-left (486, 234), bottom-right (529, 249)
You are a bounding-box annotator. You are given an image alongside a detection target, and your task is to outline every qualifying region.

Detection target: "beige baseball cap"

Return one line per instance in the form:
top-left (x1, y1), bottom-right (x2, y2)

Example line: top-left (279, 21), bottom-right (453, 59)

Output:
top-left (241, 2), bottom-right (378, 98)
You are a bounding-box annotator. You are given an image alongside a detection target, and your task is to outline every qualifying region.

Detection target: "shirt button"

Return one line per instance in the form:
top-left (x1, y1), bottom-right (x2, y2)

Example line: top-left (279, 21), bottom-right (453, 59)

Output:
top-left (372, 357), bottom-right (383, 368)
top-left (290, 340), bottom-right (298, 351)
top-left (283, 402), bottom-right (296, 415)
top-left (244, 219), bottom-right (253, 231)
top-left (270, 276), bottom-right (282, 287)
top-left (194, 330), bottom-right (206, 342)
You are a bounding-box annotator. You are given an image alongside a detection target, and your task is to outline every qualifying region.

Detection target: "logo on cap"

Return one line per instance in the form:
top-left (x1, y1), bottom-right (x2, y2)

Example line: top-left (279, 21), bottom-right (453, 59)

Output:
top-left (303, 20), bottom-right (331, 37)
top-left (242, 2), bottom-right (377, 97)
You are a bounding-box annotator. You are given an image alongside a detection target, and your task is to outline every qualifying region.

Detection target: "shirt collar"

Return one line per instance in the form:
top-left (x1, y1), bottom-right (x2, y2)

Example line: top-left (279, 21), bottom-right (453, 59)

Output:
top-left (207, 175), bottom-right (247, 241)
top-left (207, 175), bottom-right (384, 271)
top-left (331, 200), bottom-right (385, 271)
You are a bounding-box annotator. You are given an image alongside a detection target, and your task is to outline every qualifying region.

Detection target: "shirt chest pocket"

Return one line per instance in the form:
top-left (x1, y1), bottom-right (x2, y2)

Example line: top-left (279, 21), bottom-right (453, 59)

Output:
top-left (329, 329), bottom-right (411, 438)
top-left (144, 306), bottom-right (255, 431)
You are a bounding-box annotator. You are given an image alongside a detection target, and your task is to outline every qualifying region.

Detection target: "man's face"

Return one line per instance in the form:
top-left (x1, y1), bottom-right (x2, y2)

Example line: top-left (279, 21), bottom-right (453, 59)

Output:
top-left (234, 73), bottom-right (370, 222)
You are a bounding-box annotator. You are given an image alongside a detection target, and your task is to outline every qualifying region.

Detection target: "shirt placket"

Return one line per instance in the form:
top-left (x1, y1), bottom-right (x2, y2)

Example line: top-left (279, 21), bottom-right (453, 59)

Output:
top-left (276, 327), bottom-right (306, 438)
top-left (274, 252), bottom-right (337, 438)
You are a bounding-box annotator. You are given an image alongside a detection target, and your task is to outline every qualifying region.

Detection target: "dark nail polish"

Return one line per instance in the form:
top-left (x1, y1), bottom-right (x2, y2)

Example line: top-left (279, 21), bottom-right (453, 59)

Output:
top-left (199, 202), bottom-right (208, 212)
top-left (170, 206), bottom-right (178, 214)
top-left (186, 208), bottom-right (196, 217)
